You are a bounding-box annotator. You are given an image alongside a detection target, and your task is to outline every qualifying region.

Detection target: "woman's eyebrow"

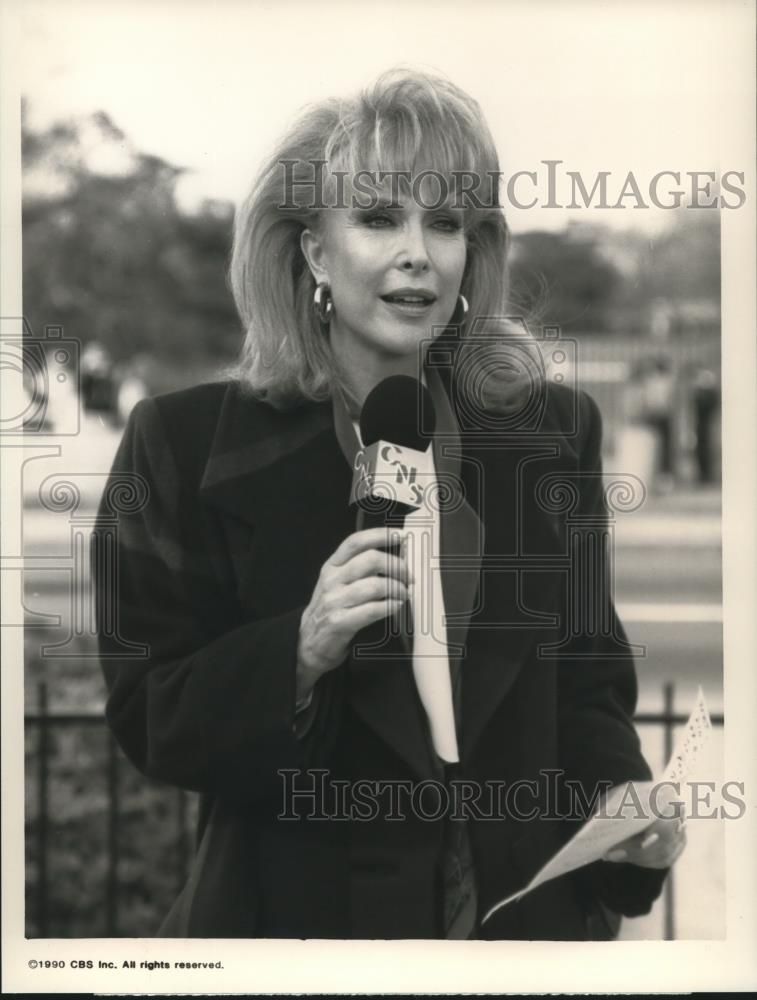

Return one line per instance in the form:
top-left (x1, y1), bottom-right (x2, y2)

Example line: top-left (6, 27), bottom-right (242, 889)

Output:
top-left (429, 199), bottom-right (463, 212)
top-left (349, 195), bottom-right (402, 212)
top-left (351, 192), bottom-right (465, 212)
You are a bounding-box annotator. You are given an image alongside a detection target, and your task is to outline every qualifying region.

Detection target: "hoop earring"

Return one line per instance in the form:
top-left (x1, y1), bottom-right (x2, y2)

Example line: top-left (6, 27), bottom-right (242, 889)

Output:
top-left (313, 282), bottom-right (333, 326)
top-left (451, 293), bottom-right (469, 326)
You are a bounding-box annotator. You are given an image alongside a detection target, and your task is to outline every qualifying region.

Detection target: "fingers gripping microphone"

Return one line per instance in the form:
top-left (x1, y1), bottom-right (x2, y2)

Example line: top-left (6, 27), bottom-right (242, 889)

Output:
top-left (350, 375), bottom-right (436, 531)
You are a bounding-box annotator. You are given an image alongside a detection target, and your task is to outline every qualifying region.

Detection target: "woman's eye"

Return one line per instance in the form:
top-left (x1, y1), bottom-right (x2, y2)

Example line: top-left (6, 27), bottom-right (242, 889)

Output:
top-left (432, 217), bottom-right (463, 233)
top-left (363, 212), bottom-right (394, 228)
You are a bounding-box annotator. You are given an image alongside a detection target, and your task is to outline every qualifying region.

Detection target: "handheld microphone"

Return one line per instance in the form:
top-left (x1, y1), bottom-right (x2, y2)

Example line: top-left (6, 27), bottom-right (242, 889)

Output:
top-left (350, 375), bottom-right (436, 531)
top-left (351, 375), bottom-right (460, 764)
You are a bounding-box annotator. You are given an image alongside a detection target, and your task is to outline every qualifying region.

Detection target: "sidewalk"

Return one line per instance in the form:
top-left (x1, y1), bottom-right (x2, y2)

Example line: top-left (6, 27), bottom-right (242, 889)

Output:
top-left (613, 486), bottom-right (721, 547)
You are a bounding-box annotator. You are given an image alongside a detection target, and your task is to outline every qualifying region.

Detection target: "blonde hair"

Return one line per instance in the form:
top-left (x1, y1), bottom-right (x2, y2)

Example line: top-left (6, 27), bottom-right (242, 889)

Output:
top-left (229, 68), bottom-right (512, 409)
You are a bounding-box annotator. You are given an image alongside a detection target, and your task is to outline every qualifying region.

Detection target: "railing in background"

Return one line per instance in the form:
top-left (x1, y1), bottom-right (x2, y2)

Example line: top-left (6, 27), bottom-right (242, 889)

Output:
top-left (26, 680), bottom-right (723, 940)
top-left (27, 682), bottom-right (192, 938)
top-left (634, 683), bottom-right (695, 942)
top-left (568, 330), bottom-right (720, 462)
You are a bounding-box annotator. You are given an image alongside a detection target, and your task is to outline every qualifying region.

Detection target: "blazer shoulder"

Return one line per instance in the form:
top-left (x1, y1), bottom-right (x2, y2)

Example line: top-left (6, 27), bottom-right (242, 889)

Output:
top-left (543, 380), bottom-right (600, 428)
top-left (125, 381), bottom-right (223, 464)
top-left (132, 378), bottom-right (289, 449)
top-left (108, 384), bottom-right (221, 504)
top-left (123, 380), bottom-right (325, 490)
top-left (541, 381), bottom-right (602, 454)
top-left (148, 379), bottom-right (229, 428)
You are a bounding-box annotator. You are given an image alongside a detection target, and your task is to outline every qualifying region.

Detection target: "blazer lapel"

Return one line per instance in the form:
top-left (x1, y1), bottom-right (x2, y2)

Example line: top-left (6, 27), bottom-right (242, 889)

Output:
top-left (453, 384), bottom-right (583, 762)
top-left (424, 368), bottom-right (484, 667)
top-left (425, 371), bottom-right (531, 763)
top-left (200, 382), bottom-right (436, 780)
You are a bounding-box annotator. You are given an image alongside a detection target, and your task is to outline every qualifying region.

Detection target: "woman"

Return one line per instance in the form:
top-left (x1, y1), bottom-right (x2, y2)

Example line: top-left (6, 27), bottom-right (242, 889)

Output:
top-left (95, 69), bottom-right (685, 939)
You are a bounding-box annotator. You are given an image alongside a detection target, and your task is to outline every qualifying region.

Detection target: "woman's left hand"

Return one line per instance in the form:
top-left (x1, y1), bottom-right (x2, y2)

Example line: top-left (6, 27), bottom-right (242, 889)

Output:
top-left (603, 790), bottom-right (687, 870)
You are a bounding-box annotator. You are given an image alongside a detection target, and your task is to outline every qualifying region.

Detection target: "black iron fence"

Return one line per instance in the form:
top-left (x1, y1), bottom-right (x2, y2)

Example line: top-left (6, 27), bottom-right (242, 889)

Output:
top-left (25, 680), bottom-right (723, 940)
top-left (26, 681), bottom-right (195, 938)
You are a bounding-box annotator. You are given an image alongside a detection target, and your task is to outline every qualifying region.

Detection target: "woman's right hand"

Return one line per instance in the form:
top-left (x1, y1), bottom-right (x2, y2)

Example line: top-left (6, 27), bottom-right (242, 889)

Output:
top-left (296, 527), bottom-right (412, 699)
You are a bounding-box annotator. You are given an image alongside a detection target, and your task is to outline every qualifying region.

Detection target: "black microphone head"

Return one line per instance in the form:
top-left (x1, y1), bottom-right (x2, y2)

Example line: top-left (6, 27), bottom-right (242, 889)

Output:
top-left (359, 375), bottom-right (436, 450)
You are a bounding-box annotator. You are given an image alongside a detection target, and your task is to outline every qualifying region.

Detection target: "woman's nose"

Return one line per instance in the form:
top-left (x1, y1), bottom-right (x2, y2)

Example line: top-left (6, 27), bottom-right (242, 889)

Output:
top-left (397, 222), bottom-right (430, 272)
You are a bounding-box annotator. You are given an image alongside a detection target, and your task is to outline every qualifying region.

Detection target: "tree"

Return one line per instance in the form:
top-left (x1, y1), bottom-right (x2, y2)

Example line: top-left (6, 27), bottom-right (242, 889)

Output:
top-left (22, 106), bottom-right (240, 377)
top-left (508, 229), bottom-right (623, 334)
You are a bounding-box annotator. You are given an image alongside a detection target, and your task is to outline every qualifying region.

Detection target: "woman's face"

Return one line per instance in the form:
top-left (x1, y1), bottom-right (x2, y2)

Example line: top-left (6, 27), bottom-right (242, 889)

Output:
top-left (303, 179), bottom-right (467, 381)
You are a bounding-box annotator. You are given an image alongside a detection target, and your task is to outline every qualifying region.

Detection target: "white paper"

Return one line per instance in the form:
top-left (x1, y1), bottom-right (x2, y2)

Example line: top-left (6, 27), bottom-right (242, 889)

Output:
top-left (481, 686), bottom-right (713, 923)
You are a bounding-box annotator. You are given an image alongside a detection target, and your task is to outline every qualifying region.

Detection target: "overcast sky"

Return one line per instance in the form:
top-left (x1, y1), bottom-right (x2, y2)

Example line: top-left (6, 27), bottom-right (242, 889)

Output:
top-left (16, 0), bottom-right (751, 233)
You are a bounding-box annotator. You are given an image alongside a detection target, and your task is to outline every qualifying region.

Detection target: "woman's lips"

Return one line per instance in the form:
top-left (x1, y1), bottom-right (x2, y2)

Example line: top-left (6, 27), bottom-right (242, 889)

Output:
top-left (381, 299), bottom-right (434, 316)
top-left (380, 291), bottom-right (437, 315)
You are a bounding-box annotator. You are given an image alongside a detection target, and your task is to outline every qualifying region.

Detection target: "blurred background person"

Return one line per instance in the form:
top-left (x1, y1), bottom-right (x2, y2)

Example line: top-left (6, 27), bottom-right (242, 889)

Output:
top-left (640, 355), bottom-right (677, 493)
top-left (615, 358), bottom-right (660, 488)
top-left (615, 354), bottom-right (684, 495)
top-left (80, 342), bottom-right (115, 416)
top-left (691, 366), bottom-right (721, 485)
top-left (113, 352), bottom-right (151, 426)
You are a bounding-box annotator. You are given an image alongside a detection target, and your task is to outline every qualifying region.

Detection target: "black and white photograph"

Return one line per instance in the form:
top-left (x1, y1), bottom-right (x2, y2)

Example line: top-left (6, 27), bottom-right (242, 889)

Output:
top-left (1, 0), bottom-right (755, 993)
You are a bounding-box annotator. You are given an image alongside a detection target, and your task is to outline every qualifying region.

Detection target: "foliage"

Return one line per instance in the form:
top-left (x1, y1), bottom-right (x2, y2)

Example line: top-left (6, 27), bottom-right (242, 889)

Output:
top-left (508, 228), bottom-right (623, 332)
top-left (22, 106), bottom-right (240, 376)
top-left (508, 215), bottom-right (720, 336)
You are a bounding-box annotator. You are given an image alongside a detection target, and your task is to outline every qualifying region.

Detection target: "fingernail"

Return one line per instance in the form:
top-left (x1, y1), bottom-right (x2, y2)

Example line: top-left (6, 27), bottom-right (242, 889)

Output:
top-left (641, 832), bottom-right (660, 850)
top-left (606, 849), bottom-right (626, 862)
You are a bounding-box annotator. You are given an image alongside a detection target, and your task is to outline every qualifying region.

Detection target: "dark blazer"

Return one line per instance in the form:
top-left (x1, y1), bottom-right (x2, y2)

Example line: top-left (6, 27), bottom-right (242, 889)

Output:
top-left (94, 367), bottom-right (666, 939)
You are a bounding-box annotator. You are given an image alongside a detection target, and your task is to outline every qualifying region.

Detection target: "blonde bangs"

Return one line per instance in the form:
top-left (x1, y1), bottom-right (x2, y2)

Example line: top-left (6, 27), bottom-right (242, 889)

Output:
top-left (324, 72), bottom-right (500, 210)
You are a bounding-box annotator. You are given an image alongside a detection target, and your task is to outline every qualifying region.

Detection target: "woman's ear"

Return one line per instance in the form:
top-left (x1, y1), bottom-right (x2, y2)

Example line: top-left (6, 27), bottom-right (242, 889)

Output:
top-left (300, 228), bottom-right (329, 285)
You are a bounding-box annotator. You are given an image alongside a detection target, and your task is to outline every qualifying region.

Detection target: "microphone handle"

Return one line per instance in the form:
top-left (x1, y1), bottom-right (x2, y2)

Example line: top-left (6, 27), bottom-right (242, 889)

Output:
top-left (354, 500), bottom-right (414, 534)
top-left (353, 501), bottom-right (414, 655)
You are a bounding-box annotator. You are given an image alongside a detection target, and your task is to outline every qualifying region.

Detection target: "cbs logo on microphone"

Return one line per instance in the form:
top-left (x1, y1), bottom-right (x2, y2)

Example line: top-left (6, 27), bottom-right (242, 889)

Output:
top-left (351, 443), bottom-right (464, 518)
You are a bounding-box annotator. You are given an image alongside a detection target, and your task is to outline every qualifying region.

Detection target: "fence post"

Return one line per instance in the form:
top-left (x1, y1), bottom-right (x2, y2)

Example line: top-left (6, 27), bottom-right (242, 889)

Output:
top-left (37, 682), bottom-right (49, 938)
top-left (176, 789), bottom-right (190, 893)
top-left (105, 734), bottom-right (120, 935)
top-left (663, 681), bottom-right (675, 941)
